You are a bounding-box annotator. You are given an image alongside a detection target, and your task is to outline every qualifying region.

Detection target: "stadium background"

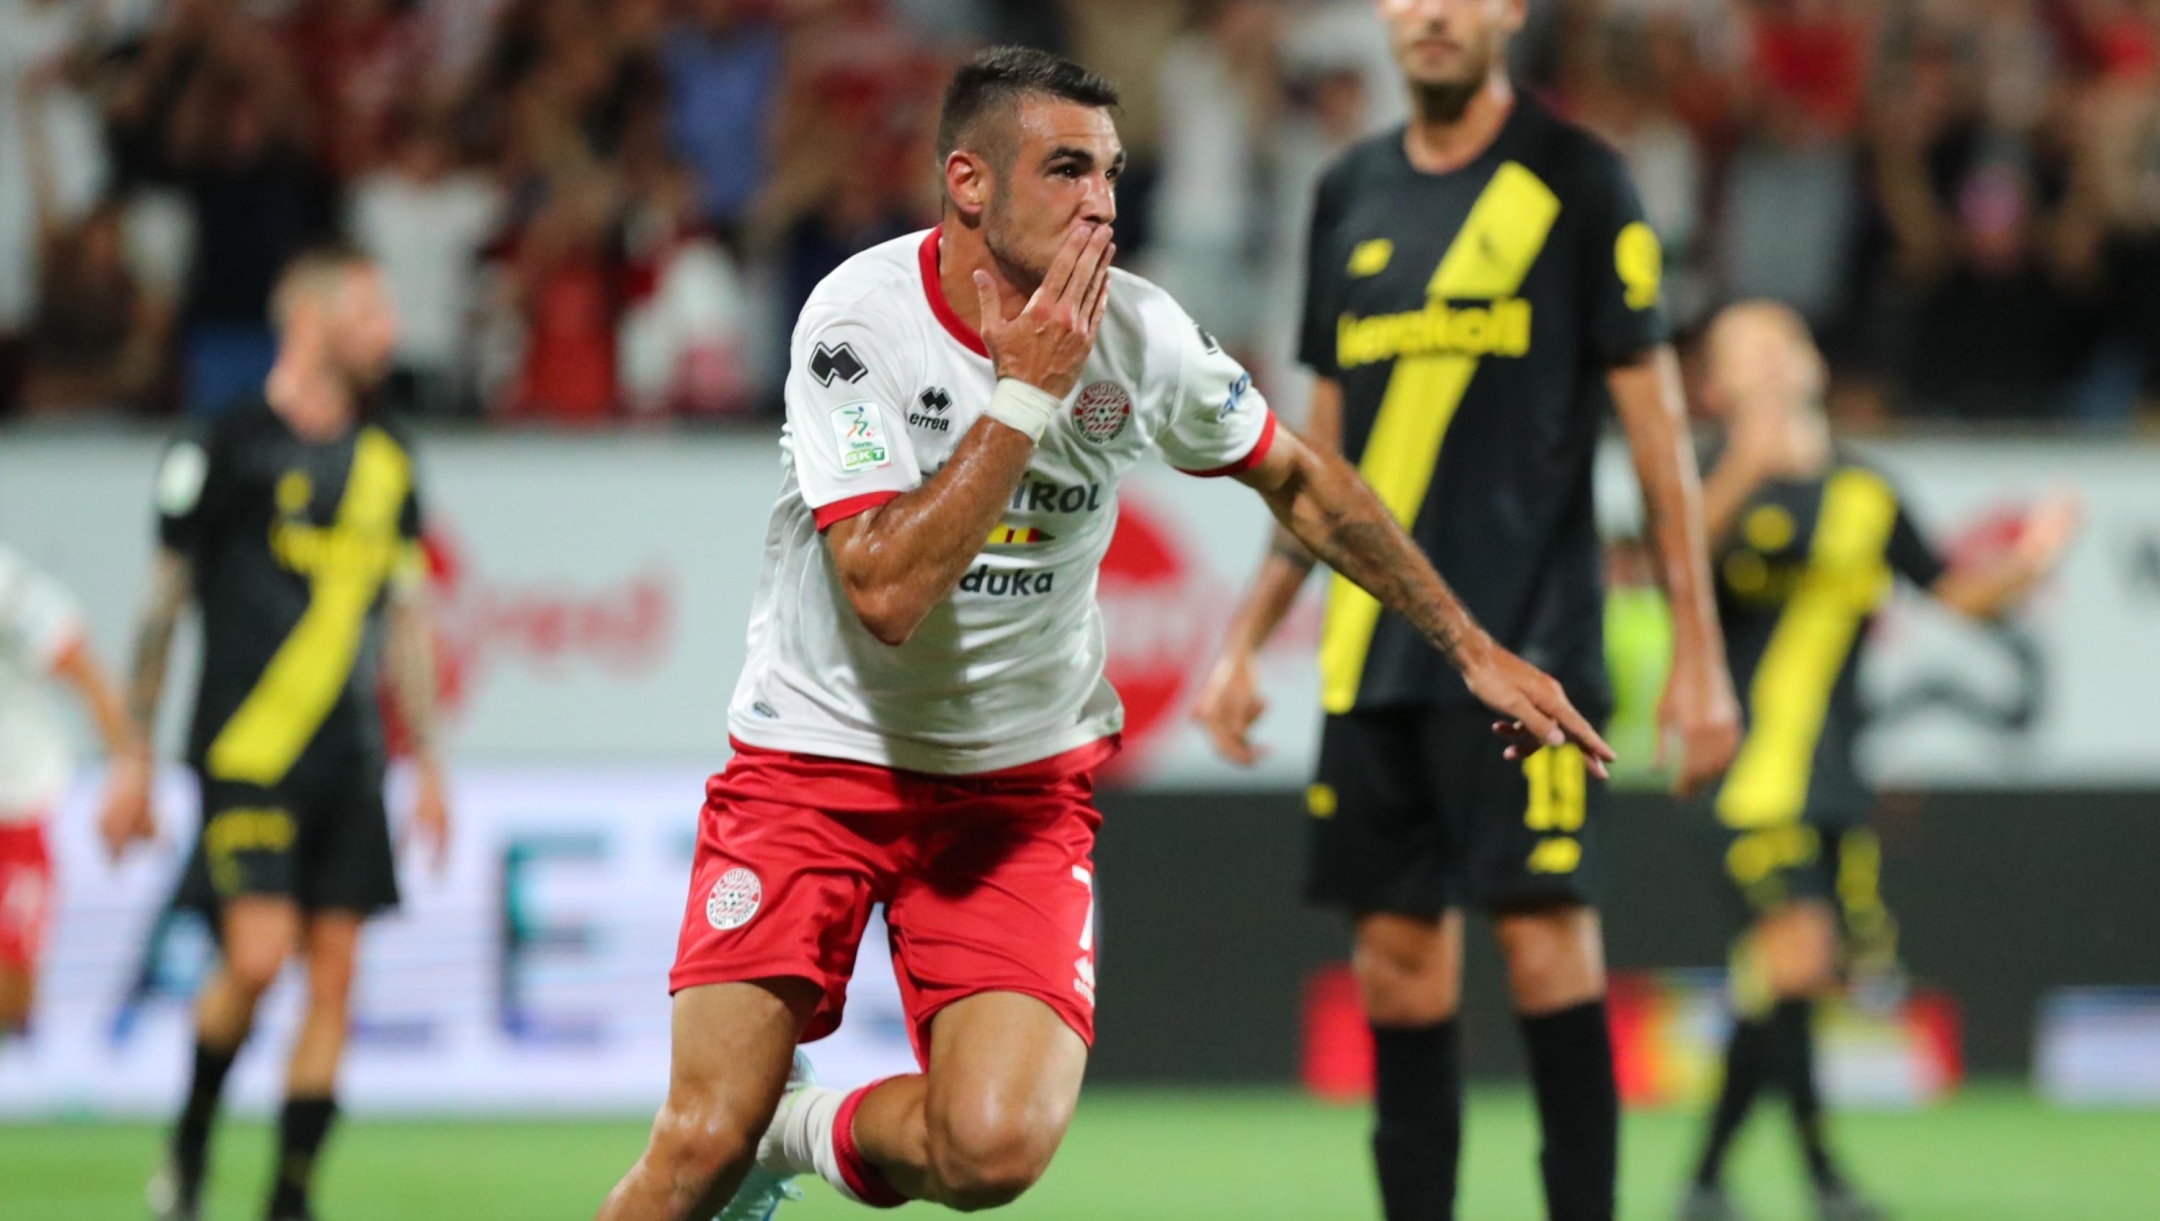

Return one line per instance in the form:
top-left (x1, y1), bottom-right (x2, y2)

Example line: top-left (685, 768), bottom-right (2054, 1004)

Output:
top-left (3, 0), bottom-right (2158, 1217)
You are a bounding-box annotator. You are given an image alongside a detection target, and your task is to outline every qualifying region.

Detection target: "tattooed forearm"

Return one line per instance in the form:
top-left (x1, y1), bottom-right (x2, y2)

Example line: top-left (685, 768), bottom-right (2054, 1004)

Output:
top-left (386, 587), bottom-right (439, 758)
top-left (1266, 452), bottom-right (1484, 669)
top-left (1308, 518), bottom-right (1466, 664)
top-left (125, 551), bottom-right (191, 734)
top-left (1268, 525), bottom-right (1317, 570)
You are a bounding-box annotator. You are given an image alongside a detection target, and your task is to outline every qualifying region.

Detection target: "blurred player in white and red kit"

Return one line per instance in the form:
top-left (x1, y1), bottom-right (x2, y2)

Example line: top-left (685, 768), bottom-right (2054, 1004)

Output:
top-left (595, 48), bottom-right (1616, 1221)
top-left (0, 544), bottom-right (154, 1036)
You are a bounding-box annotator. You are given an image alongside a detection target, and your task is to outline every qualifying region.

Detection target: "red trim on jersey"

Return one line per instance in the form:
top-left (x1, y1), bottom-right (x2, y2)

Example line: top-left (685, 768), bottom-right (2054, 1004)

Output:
top-left (813, 490), bottom-right (902, 531)
top-left (1177, 410), bottom-right (1279, 478)
top-left (918, 227), bottom-right (989, 358)
top-left (725, 734), bottom-right (1121, 783)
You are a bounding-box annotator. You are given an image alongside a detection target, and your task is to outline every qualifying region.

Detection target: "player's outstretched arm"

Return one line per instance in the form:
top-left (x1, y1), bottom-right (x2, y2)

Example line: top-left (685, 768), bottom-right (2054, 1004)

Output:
top-left (1611, 347), bottom-right (1740, 796)
top-left (1931, 492), bottom-right (2081, 620)
top-left (1192, 378), bottom-right (1343, 766)
top-left (825, 225), bottom-right (1114, 646)
top-left (106, 548), bottom-right (192, 858)
top-left (386, 575), bottom-right (450, 870)
top-left (51, 636), bottom-right (153, 860)
top-left (1234, 427), bottom-right (1616, 774)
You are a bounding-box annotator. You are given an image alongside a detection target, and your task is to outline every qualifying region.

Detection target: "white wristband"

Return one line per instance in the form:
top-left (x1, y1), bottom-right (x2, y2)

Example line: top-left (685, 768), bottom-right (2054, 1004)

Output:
top-left (983, 377), bottom-right (1062, 443)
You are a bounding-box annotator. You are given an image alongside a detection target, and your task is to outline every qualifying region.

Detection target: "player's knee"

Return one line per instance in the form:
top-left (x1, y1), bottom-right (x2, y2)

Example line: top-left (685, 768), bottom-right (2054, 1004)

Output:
top-left (223, 937), bottom-right (292, 998)
top-left (1496, 906), bottom-right (1604, 1011)
top-left (645, 1098), bottom-right (759, 1202)
top-left (1352, 926), bottom-right (1458, 1024)
top-left (927, 1096), bottom-right (1058, 1211)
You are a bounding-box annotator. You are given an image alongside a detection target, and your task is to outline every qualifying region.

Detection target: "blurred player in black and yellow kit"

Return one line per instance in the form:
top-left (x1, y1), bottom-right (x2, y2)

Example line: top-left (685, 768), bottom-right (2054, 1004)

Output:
top-left (1677, 303), bottom-right (2078, 1221)
top-left (111, 246), bottom-right (450, 1221)
top-left (1194, 1), bottom-right (1741, 1217)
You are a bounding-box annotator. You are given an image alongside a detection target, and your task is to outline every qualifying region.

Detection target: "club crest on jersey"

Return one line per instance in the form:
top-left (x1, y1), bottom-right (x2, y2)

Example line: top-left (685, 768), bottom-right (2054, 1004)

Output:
top-left (1072, 382), bottom-right (1132, 445)
top-left (706, 867), bottom-right (762, 931)
top-left (830, 402), bottom-right (891, 473)
top-left (810, 341), bottom-right (867, 386)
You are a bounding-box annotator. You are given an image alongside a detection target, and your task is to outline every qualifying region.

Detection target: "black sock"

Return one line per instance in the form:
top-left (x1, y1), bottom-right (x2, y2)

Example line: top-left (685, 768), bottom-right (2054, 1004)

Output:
top-left (1694, 1013), bottom-right (1771, 1188)
top-left (1519, 1000), bottom-right (1618, 1221)
top-left (172, 1040), bottom-right (240, 1206)
top-left (1369, 1019), bottom-right (1463, 1221)
top-left (1770, 998), bottom-right (1843, 1189)
top-left (266, 1094), bottom-right (338, 1219)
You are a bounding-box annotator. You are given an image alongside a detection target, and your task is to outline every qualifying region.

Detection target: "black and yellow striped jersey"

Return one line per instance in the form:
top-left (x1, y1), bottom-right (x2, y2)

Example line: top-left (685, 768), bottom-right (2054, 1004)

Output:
top-left (156, 399), bottom-right (424, 787)
top-left (1712, 454), bottom-right (1945, 830)
top-left (1298, 96), bottom-right (1669, 718)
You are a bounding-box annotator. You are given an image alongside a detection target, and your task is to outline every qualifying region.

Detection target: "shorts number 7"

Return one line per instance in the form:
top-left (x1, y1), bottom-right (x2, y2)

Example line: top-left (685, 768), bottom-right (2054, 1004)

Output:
top-left (1072, 865), bottom-right (1096, 953)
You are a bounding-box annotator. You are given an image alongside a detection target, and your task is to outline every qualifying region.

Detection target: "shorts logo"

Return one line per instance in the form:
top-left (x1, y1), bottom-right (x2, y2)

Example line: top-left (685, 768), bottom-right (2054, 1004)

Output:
top-left (706, 867), bottom-right (763, 931)
top-left (810, 341), bottom-right (867, 386)
top-left (830, 402), bottom-right (891, 474)
top-left (1072, 382), bottom-right (1132, 445)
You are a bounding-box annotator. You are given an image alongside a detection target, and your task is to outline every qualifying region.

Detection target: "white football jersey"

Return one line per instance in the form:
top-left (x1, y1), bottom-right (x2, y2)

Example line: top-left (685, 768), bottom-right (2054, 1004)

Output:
top-left (728, 228), bottom-right (1277, 774)
top-left (0, 545), bottom-right (86, 822)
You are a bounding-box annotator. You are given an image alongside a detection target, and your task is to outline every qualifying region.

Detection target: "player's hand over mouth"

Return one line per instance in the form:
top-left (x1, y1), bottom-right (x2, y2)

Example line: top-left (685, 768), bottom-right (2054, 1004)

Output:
top-left (972, 224), bottom-right (1114, 400)
top-left (1458, 636), bottom-right (1617, 778)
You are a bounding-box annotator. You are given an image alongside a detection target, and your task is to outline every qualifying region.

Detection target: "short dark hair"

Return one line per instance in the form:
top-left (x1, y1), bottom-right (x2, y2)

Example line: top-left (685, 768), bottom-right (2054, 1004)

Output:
top-left (936, 46), bottom-right (1120, 164)
top-left (271, 240), bottom-right (374, 329)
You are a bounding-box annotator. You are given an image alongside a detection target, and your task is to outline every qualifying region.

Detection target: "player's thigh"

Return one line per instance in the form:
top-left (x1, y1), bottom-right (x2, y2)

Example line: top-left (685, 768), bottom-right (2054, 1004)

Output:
top-left (1449, 702), bottom-right (1609, 913)
top-left (921, 990), bottom-right (1088, 1192)
top-left (671, 781), bottom-right (890, 1045)
top-left (886, 781), bottom-right (1102, 1064)
top-left (1307, 709), bottom-right (1459, 917)
top-left (296, 773), bottom-right (400, 918)
top-left (1754, 898), bottom-right (1839, 996)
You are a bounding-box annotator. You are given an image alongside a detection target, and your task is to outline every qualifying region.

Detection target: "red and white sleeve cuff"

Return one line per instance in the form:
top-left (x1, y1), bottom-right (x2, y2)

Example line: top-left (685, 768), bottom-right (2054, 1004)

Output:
top-left (813, 490), bottom-right (903, 531)
top-left (1176, 411), bottom-right (1279, 478)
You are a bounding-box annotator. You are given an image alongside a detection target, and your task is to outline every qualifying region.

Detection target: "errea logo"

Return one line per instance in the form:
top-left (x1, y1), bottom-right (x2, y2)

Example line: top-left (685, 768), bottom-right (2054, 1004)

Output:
top-left (910, 386), bottom-right (953, 433)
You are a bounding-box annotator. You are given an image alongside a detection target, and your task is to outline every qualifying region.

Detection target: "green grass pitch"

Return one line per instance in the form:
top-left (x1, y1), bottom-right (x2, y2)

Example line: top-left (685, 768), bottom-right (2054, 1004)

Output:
top-left (6, 1086), bottom-right (2154, 1220)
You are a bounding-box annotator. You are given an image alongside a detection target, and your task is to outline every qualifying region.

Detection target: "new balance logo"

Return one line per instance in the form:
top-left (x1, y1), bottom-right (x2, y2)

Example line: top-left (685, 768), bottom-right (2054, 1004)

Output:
top-left (810, 342), bottom-right (867, 386)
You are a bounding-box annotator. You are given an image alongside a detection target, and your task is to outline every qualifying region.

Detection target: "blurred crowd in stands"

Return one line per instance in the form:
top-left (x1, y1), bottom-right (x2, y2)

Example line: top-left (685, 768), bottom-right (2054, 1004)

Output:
top-left (2, 0), bottom-right (2157, 427)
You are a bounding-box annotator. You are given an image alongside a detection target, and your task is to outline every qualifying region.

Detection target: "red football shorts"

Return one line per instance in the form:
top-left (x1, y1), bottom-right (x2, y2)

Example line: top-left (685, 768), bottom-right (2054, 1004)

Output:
top-left (671, 739), bottom-right (1111, 1065)
top-left (0, 820), bottom-right (53, 973)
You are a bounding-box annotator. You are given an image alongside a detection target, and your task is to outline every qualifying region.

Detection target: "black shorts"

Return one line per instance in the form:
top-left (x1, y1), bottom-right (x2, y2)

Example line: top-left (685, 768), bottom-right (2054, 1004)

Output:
top-left (1306, 704), bottom-right (1609, 914)
top-left (178, 769), bottom-right (400, 917)
top-left (1722, 820), bottom-right (1889, 944)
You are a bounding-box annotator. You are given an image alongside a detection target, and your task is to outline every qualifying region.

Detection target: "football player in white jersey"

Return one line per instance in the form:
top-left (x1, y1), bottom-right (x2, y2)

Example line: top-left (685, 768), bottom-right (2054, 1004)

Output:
top-left (0, 544), bottom-right (154, 1034)
top-left (595, 48), bottom-right (1614, 1221)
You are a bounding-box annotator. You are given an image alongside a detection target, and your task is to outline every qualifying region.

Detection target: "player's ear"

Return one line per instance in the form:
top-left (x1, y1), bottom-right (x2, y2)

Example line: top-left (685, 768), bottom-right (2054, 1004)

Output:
top-left (1500, 0), bottom-right (1527, 34)
top-left (945, 150), bottom-right (990, 223)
